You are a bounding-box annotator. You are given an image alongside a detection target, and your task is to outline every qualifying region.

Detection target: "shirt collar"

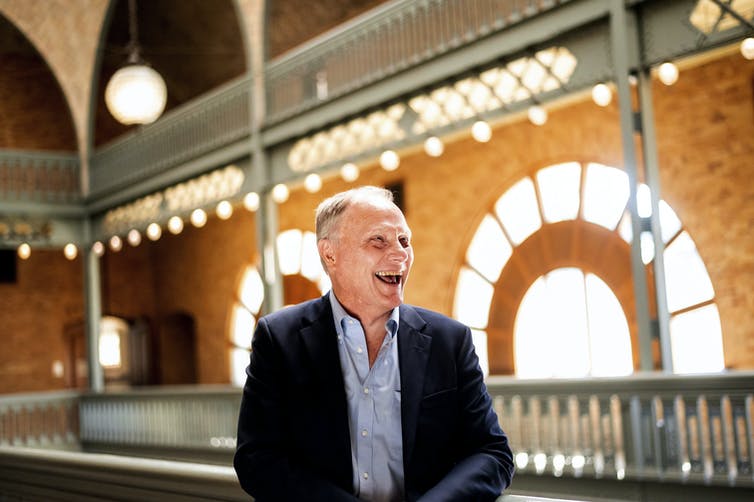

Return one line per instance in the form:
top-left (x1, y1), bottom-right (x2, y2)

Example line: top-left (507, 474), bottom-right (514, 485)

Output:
top-left (329, 290), bottom-right (400, 339)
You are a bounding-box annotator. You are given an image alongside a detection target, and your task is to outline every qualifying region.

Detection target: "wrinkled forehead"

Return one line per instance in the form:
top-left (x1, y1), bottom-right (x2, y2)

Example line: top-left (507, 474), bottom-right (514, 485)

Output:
top-left (340, 198), bottom-right (410, 234)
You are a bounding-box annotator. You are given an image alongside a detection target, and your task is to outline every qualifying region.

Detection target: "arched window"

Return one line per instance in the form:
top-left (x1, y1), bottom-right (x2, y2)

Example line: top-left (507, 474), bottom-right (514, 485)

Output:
top-left (230, 229), bottom-right (330, 386)
top-left (455, 162), bottom-right (724, 377)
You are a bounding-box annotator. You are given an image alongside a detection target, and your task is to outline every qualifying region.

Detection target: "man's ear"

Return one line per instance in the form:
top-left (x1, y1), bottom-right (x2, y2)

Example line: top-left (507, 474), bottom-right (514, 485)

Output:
top-left (318, 238), bottom-right (336, 266)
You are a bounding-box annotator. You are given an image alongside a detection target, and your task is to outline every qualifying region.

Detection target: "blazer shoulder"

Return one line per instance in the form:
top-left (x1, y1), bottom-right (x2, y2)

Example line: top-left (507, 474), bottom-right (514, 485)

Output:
top-left (259, 295), bottom-right (330, 333)
top-left (402, 304), bottom-right (468, 334)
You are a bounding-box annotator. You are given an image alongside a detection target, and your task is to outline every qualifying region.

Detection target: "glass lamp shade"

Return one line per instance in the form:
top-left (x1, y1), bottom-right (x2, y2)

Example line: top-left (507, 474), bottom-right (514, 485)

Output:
top-left (105, 64), bottom-right (167, 125)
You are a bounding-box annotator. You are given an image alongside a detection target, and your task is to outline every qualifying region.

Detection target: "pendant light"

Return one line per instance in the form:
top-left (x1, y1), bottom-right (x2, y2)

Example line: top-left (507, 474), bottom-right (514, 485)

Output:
top-left (105, 0), bottom-right (167, 125)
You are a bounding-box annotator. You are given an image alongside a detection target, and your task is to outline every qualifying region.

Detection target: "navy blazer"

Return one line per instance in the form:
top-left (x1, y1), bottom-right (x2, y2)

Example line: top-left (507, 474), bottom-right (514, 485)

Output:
top-left (234, 295), bottom-right (514, 501)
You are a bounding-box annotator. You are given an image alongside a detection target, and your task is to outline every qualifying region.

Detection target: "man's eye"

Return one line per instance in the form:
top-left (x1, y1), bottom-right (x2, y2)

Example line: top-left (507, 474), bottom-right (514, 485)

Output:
top-left (399, 237), bottom-right (410, 248)
top-left (371, 236), bottom-right (386, 246)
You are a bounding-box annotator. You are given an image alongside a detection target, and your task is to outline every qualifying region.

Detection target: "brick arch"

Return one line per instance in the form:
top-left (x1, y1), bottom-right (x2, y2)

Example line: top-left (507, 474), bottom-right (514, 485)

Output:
top-left (486, 220), bottom-right (656, 375)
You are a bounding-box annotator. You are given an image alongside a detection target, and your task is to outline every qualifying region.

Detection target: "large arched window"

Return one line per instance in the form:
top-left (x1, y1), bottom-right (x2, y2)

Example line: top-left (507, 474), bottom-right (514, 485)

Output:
top-left (455, 162), bottom-right (724, 377)
top-left (230, 229), bottom-right (330, 386)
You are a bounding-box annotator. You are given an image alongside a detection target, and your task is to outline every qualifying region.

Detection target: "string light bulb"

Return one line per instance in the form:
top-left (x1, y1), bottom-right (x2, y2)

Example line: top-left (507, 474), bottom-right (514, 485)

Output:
top-left (379, 150), bottom-right (400, 171)
top-left (190, 208), bottom-right (207, 227)
top-left (304, 173), bottom-right (322, 193)
top-left (146, 222), bottom-right (162, 241)
top-left (272, 184), bottom-right (290, 203)
top-left (63, 243), bottom-right (78, 260)
top-left (528, 105), bottom-right (548, 126)
top-left (109, 235), bottom-right (123, 252)
top-left (92, 241), bottom-right (105, 257)
top-left (658, 62), bottom-right (679, 86)
top-left (741, 38), bottom-right (754, 60)
top-left (127, 229), bottom-right (142, 246)
top-left (167, 216), bottom-right (184, 235)
top-left (243, 192), bottom-right (260, 212)
top-left (340, 163), bottom-right (360, 182)
top-left (424, 136), bottom-right (444, 157)
top-left (17, 242), bottom-right (31, 260)
top-left (216, 200), bottom-right (233, 220)
top-left (471, 120), bottom-right (492, 143)
top-left (592, 83), bottom-right (612, 107)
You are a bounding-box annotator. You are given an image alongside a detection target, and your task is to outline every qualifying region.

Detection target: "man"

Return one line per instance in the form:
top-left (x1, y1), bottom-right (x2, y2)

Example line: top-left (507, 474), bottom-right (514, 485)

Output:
top-left (234, 186), bottom-right (514, 501)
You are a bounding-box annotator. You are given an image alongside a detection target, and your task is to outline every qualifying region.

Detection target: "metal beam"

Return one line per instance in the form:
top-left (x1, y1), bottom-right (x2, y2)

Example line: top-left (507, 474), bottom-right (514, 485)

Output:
top-left (610, 1), bottom-right (655, 372)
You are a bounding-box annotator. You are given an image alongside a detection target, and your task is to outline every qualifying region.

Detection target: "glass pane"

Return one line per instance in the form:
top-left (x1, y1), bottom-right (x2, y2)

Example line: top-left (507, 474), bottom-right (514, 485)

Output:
top-left (583, 163), bottom-right (628, 230)
top-left (585, 274), bottom-right (633, 376)
top-left (637, 184), bottom-right (652, 218)
top-left (232, 304), bottom-right (255, 349)
top-left (317, 273), bottom-right (332, 295)
top-left (659, 200), bottom-right (682, 243)
top-left (239, 266), bottom-right (264, 314)
top-left (641, 231), bottom-right (655, 264)
top-left (231, 348), bottom-right (250, 388)
top-left (494, 177), bottom-right (542, 245)
top-left (466, 215), bottom-right (511, 283)
top-left (277, 229), bottom-right (303, 275)
top-left (99, 332), bottom-right (121, 368)
top-left (536, 162), bottom-right (581, 223)
top-left (664, 232), bottom-right (715, 312)
top-left (514, 269), bottom-right (590, 378)
top-left (471, 329), bottom-right (489, 377)
top-left (453, 267), bottom-right (494, 329)
top-left (670, 304), bottom-right (725, 374)
top-left (300, 231), bottom-right (324, 281)
top-left (617, 211), bottom-right (633, 243)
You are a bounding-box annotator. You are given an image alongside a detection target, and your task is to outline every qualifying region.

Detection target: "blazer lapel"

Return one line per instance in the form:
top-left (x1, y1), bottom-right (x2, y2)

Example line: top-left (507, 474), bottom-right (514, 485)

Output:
top-left (298, 296), bottom-right (353, 487)
top-left (398, 304), bottom-right (431, 466)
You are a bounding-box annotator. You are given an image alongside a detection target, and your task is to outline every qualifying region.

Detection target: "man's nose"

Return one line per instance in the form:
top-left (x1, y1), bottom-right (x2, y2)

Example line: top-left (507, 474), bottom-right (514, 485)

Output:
top-left (388, 241), bottom-right (409, 261)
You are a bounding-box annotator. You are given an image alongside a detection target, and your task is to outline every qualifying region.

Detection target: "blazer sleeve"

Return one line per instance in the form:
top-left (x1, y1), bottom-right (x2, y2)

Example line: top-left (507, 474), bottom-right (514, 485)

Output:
top-left (233, 317), bottom-right (358, 502)
top-left (417, 326), bottom-right (514, 502)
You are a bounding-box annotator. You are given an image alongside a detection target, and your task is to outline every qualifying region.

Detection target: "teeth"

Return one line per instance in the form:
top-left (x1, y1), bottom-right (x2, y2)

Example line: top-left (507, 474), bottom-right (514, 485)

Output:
top-left (375, 271), bottom-right (401, 277)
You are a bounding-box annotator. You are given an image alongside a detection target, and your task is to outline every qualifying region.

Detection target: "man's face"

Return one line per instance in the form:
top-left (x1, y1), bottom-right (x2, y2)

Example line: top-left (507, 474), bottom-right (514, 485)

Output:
top-left (322, 199), bottom-right (413, 321)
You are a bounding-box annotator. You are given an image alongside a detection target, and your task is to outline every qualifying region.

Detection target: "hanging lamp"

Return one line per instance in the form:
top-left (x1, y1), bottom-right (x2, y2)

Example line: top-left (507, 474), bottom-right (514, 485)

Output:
top-left (105, 0), bottom-right (167, 125)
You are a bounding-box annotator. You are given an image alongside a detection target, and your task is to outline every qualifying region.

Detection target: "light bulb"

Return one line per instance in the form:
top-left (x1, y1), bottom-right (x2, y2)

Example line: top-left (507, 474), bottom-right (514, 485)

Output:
top-left (216, 200), bottom-right (233, 220)
top-left (423, 136), bottom-right (444, 157)
top-left (471, 120), bottom-right (492, 143)
top-left (168, 216), bottom-right (184, 235)
top-left (17, 243), bottom-right (31, 260)
top-left (127, 229), bottom-right (142, 246)
top-left (105, 64), bottom-right (167, 125)
top-left (340, 163), bottom-right (360, 182)
top-left (272, 184), bottom-right (289, 203)
top-left (109, 235), bottom-right (123, 252)
top-left (528, 105), bottom-right (548, 126)
top-left (304, 173), bottom-right (322, 193)
top-left (741, 38), bottom-right (754, 60)
top-left (190, 208), bottom-right (208, 228)
top-left (592, 83), bottom-right (612, 107)
top-left (658, 62), bottom-right (679, 86)
top-left (92, 241), bottom-right (105, 257)
top-left (63, 243), bottom-right (78, 260)
top-left (146, 223), bottom-right (162, 241)
top-left (243, 192), bottom-right (260, 212)
top-left (379, 150), bottom-right (400, 171)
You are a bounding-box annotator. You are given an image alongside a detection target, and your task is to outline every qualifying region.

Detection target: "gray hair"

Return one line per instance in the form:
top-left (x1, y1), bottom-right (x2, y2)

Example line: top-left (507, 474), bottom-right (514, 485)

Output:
top-left (315, 186), bottom-right (394, 241)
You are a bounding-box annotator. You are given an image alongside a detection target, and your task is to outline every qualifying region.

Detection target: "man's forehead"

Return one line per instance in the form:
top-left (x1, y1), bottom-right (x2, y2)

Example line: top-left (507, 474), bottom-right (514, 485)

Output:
top-left (343, 200), bottom-right (410, 230)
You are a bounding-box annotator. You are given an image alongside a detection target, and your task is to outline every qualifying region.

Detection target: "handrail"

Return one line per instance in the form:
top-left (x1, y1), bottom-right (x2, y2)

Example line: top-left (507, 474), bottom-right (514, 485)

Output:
top-left (0, 446), bottom-right (576, 502)
top-left (0, 149), bottom-right (80, 203)
top-left (0, 390), bottom-right (79, 449)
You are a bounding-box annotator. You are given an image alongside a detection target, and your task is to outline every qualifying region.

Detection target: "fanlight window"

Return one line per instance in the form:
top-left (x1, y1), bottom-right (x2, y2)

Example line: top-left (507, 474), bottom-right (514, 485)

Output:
top-left (455, 162), bottom-right (724, 376)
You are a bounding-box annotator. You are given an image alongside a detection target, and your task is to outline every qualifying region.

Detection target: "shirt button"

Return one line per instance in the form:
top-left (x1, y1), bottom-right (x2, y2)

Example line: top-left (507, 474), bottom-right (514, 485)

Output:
top-left (363, 472), bottom-right (369, 480)
top-left (357, 347), bottom-right (363, 354)
top-left (361, 429), bottom-right (368, 437)
top-left (363, 388), bottom-right (369, 394)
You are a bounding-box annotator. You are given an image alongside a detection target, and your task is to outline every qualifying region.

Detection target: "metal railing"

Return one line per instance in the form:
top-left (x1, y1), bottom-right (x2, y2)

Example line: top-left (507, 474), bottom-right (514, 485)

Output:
top-left (487, 372), bottom-right (754, 488)
top-left (264, 0), bottom-right (572, 122)
top-left (88, 76), bottom-right (252, 198)
top-left (0, 390), bottom-right (79, 450)
top-left (0, 150), bottom-right (80, 203)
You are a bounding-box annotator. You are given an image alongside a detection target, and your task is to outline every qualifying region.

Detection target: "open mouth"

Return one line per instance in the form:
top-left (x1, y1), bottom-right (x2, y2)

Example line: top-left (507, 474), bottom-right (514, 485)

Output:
top-left (375, 271), bottom-right (402, 285)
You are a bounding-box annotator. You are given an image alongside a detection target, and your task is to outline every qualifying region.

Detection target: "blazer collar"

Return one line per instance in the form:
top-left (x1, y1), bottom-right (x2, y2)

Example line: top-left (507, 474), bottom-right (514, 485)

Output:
top-left (397, 304), bottom-right (431, 466)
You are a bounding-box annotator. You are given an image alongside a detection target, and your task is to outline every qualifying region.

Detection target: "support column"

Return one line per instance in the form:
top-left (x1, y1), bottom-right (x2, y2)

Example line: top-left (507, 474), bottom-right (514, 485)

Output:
top-left (637, 66), bottom-right (673, 373)
top-left (83, 219), bottom-right (104, 392)
top-left (610, 1), bottom-right (654, 372)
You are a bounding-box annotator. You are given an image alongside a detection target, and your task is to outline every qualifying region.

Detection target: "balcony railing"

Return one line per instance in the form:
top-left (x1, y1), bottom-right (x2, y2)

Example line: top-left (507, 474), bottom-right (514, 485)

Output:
top-left (88, 76), bottom-right (252, 199)
top-left (264, 0), bottom-right (572, 123)
top-left (2, 373), bottom-right (753, 492)
top-left (0, 150), bottom-right (80, 203)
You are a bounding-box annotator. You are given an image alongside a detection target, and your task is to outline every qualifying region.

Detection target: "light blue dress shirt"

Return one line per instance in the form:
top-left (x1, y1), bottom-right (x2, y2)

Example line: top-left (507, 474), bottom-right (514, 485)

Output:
top-left (330, 291), bottom-right (404, 502)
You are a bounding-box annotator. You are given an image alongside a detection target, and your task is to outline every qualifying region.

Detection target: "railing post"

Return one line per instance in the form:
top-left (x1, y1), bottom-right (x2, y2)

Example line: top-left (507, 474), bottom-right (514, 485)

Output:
top-left (83, 218), bottom-right (104, 393)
